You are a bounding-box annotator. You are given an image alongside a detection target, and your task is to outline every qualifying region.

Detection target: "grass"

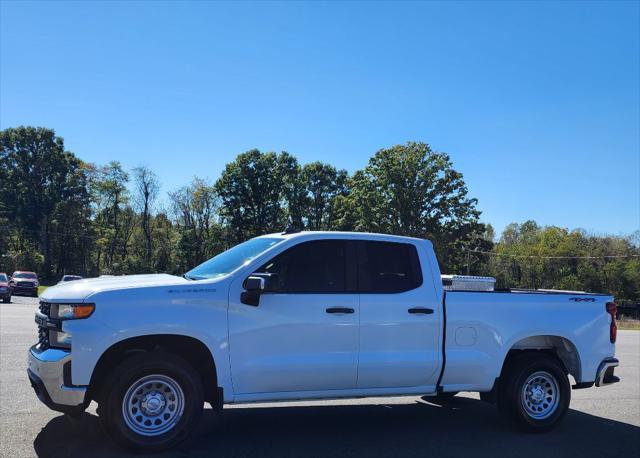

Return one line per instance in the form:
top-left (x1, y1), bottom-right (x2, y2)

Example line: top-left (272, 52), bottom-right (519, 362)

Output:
top-left (37, 285), bottom-right (48, 296)
top-left (618, 319), bottom-right (640, 331)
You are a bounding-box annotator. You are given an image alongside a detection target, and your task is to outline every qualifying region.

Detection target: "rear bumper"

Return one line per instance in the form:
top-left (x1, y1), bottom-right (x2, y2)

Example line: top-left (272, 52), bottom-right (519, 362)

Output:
top-left (27, 345), bottom-right (87, 415)
top-left (595, 357), bottom-right (620, 387)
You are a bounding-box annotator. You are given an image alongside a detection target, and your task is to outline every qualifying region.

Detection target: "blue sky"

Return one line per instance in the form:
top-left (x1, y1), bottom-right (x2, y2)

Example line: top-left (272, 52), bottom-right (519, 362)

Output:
top-left (1, 1), bottom-right (638, 236)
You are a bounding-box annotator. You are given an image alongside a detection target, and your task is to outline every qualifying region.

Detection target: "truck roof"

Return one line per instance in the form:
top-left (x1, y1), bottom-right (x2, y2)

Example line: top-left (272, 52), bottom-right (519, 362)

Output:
top-left (258, 230), bottom-right (428, 244)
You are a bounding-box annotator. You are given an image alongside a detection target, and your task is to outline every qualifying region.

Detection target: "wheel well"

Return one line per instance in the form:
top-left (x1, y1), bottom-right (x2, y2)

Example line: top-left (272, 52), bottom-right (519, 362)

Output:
top-left (500, 335), bottom-right (581, 382)
top-left (89, 334), bottom-right (219, 406)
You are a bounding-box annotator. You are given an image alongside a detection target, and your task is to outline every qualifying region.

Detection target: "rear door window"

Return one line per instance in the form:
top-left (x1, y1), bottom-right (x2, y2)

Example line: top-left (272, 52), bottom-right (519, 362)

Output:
top-left (356, 241), bottom-right (422, 293)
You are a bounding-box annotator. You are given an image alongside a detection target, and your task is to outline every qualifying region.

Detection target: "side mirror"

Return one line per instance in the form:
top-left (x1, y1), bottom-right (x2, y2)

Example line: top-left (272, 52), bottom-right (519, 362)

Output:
top-left (244, 276), bottom-right (266, 292)
top-left (240, 273), bottom-right (278, 306)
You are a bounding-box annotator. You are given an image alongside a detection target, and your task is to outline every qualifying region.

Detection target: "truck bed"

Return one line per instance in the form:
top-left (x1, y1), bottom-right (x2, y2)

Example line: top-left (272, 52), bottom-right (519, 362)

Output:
top-left (440, 289), bottom-right (614, 392)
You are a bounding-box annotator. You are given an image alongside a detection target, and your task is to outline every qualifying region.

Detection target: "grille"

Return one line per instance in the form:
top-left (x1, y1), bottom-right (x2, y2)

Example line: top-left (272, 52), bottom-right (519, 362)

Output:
top-left (37, 301), bottom-right (51, 349)
top-left (37, 326), bottom-right (49, 349)
top-left (18, 281), bottom-right (35, 287)
top-left (39, 301), bottom-right (51, 316)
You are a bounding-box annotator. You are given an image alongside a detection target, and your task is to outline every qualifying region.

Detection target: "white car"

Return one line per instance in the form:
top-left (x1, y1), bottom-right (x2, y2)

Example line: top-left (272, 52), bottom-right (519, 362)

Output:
top-left (29, 230), bottom-right (620, 452)
top-left (57, 275), bottom-right (83, 285)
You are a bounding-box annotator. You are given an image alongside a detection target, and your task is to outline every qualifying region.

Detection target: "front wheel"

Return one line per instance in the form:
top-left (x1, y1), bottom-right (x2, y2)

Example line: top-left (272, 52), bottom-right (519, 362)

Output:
top-left (498, 353), bottom-right (570, 432)
top-left (98, 351), bottom-right (204, 453)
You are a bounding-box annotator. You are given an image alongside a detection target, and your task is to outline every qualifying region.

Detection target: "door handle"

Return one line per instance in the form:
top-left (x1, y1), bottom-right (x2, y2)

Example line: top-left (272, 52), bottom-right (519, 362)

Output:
top-left (326, 307), bottom-right (355, 314)
top-left (408, 307), bottom-right (434, 314)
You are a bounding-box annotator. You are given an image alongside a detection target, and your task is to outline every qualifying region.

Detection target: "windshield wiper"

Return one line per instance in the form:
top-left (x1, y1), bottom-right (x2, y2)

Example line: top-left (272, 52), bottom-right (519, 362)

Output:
top-left (182, 273), bottom-right (195, 281)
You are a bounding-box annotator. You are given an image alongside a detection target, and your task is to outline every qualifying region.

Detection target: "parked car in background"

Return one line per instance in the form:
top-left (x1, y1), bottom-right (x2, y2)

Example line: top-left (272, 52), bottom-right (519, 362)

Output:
top-left (0, 273), bottom-right (11, 303)
top-left (57, 275), bottom-right (83, 285)
top-left (10, 271), bottom-right (39, 297)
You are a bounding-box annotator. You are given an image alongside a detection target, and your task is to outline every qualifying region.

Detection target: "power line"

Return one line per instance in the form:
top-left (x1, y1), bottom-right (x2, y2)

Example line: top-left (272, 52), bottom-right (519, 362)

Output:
top-left (467, 249), bottom-right (640, 260)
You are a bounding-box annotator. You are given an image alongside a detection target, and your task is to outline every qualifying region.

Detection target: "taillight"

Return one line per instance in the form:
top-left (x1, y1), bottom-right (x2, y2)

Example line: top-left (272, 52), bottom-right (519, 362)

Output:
top-left (606, 302), bottom-right (617, 344)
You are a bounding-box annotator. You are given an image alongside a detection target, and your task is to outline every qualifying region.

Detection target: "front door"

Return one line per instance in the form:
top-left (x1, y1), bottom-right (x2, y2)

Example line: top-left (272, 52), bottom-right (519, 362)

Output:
top-left (228, 239), bottom-right (359, 394)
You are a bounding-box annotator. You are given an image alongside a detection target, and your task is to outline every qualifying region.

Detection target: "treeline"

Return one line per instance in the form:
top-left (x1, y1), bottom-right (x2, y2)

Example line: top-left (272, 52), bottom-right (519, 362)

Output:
top-left (486, 222), bottom-right (639, 303)
top-left (1, 127), bottom-right (638, 303)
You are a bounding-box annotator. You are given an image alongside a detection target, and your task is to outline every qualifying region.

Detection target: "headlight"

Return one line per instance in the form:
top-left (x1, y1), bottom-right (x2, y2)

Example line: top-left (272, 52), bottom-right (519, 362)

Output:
top-left (54, 303), bottom-right (95, 319)
top-left (49, 330), bottom-right (72, 349)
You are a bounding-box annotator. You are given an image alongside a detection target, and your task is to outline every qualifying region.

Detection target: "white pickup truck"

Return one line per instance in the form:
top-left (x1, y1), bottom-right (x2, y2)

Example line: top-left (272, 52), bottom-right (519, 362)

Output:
top-left (28, 230), bottom-right (620, 452)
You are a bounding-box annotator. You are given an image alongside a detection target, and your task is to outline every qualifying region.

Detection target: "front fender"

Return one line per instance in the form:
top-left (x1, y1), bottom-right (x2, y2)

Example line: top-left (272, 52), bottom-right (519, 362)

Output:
top-left (66, 282), bottom-right (231, 397)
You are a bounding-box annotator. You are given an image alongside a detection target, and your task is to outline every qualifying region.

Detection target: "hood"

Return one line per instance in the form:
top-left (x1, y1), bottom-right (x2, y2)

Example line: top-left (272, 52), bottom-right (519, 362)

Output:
top-left (41, 274), bottom-right (189, 302)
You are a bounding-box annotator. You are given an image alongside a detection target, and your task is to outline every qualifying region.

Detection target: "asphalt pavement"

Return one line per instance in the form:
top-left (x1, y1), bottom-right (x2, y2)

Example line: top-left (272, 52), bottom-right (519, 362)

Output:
top-left (1, 295), bottom-right (638, 457)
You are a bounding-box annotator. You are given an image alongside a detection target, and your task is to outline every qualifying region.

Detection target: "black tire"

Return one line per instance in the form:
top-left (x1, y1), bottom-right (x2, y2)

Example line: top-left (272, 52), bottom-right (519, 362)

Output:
top-left (497, 353), bottom-right (570, 432)
top-left (2, 297), bottom-right (9, 303)
top-left (98, 351), bottom-right (204, 453)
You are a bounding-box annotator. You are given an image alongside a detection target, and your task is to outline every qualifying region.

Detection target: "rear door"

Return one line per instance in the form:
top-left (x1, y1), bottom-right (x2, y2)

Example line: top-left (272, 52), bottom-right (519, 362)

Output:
top-left (356, 240), bottom-right (442, 389)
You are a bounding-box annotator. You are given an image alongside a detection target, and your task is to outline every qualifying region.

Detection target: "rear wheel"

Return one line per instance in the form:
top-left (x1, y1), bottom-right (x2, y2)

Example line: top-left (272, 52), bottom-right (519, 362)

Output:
top-left (498, 353), bottom-right (570, 432)
top-left (98, 351), bottom-right (204, 453)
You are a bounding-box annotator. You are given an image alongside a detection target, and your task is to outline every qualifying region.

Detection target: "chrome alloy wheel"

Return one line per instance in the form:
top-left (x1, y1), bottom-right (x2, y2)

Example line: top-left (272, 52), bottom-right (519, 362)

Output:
top-left (122, 374), bottom-right (185, 436)
top-left (521, 371), bottom-right (560, 420)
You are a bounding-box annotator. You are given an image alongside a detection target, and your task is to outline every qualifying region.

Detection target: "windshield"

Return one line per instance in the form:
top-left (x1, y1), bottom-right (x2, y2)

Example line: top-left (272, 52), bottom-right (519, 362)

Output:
top-left (14, 273), bottom-right (37, 279)
top-left (0, 274), bottom-right (7, 282)
top-left (185, 237), bottom-right (283, 280)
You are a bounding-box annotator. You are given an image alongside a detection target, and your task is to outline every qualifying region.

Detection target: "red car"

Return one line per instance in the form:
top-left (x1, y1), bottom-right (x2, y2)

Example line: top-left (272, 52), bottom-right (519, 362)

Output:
top-left (0, 273), bottom-right (11, 303)
top-left (9, 271), bottom-right (39, 297)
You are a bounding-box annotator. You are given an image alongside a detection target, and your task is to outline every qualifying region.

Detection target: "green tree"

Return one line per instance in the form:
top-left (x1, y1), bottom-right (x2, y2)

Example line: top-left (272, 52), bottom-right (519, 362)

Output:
top-left (92, 161), bottom-right (130, 271)
top-left (0, 127), bottom-right (92, 278)
top-left (152, 212), bottom-right (178, 273)
top-left (302, 162), bottom-right (348, 230)
top-left (336, 142), bottom-right (489, 273)
top-left (169, 178), bottom-right (223, 270)
top-left (488, 222), bottom-right (640, 302)
top-left (49, 161), bottom-right (94, 277)
top-left (215, 149), bottom-right (302, 241)
top-left (278, 152), bottom-right (307, 230)
top-left (133, 165), bottom-right (160, 270)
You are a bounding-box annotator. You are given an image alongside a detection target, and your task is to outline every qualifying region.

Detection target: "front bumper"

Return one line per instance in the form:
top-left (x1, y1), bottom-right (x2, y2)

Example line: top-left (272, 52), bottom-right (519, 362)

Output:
top-left (595, 357), bottom-right (620, 387)
top-left (13, 285), bottom-right (37, 295)
top-left (27, 345), bottom-right (87, 415)
top-left (0, 289), bottom-right (10, 299)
